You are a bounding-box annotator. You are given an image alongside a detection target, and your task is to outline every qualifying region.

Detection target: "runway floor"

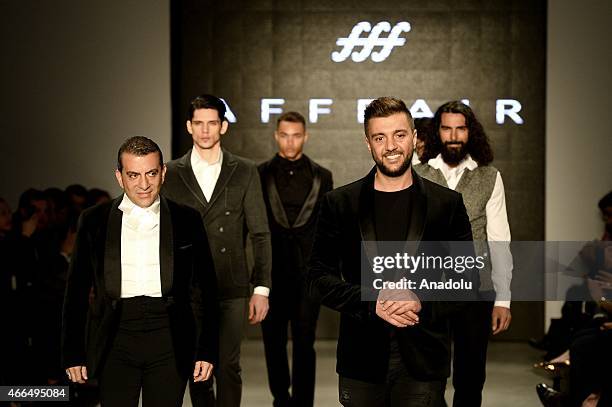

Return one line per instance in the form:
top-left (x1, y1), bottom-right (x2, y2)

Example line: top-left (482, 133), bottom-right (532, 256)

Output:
top-left (180, 340), bottom-right (546, 406)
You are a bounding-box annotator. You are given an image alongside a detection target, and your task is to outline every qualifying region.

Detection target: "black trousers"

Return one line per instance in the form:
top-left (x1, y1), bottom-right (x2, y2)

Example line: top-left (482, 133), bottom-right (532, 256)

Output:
top-left (190, 297), bottom-right (248, 407)
top-left (338, 336), bottom-right (446, 407)
top-left (450, 300), bottom-right (493, 407)
top-left (98, 296), bottom-right (187, 407)
top-left (261, 287), bottom-right (320, 407)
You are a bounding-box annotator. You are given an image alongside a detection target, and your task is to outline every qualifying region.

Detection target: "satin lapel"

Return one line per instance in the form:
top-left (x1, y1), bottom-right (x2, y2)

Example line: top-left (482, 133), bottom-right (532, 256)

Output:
top-left (264, 163), bottom-right (290, 229)
top-left (104, 198), bottom-right (123, 299)
top-left (358, 168), bottom-right (379, 262)
top-left (206, 148), bottom-right (238, 213)
top-left (404, 169), bottom-right (428, 256)
top-left (176, 150), bottom-right (208, 208)
top-left (159, 197), bottom-right (174, 296)
top-left (293, 157), bottom-right (322, 229)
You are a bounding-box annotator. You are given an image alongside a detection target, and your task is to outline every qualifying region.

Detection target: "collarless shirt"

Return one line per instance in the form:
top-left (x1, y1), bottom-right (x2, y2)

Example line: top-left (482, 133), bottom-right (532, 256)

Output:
top-left (118, 194), bottom-right (162, 298)
top-left (191, 148), bottom-right (223, 202)
top-left (427, 153), bottom-right (512, 308)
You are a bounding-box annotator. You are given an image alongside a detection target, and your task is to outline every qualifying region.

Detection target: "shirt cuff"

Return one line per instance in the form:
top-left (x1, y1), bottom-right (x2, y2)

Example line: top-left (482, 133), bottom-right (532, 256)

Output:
top-left (253, 286), bottom-right (270, 297)
top-left (494, 300), bottom-right (510, 309)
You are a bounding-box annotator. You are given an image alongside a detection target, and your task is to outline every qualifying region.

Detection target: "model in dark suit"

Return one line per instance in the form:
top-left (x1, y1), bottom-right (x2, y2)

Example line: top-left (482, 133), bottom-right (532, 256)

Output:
top-left (307, 98), bottom-right (474, 407)
top-left (62, 137), bottom-right (218, 407)
top-left (258, 112), bottom-right (333, 407)
top-left (162, 94), bottom-right (272, 407)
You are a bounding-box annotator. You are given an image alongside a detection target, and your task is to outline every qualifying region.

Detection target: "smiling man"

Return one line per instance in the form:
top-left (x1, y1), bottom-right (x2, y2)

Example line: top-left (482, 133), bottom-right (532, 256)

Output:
top-left (62, 136), bottom-right (218, 407)
top-left (307, 97), bottom-right (473, 406)
top-left (258, 112), bottom-right (333, 407)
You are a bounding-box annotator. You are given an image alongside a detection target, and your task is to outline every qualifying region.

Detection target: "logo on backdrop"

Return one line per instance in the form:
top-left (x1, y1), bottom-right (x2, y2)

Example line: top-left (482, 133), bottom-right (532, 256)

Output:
top-left (331, 21), bottom-right (411, 63)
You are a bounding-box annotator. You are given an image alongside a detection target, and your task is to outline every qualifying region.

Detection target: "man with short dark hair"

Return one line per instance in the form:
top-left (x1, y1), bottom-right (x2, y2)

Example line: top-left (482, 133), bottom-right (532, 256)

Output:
top-left (307, 97), bottom-right (474, 406)
top-left (416, 101), bottom-right (513, 406)
top-left (163, 94), bottom-right (272, 407)
top-left (258, 111), bottom-right (333, 407)
top-left (62, 136), bottom-right (218, 407)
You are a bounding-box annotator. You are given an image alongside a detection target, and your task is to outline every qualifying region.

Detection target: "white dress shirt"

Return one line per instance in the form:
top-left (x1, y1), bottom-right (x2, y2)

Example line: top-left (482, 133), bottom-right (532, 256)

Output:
top-left (427, 154), bottom-right (513, 308)
top-left (191, 148), bottom-right (223, 202)
top-left (119, 194), bottom-right (162, 298)
top-left (190, 148), bottom-right (270, 297)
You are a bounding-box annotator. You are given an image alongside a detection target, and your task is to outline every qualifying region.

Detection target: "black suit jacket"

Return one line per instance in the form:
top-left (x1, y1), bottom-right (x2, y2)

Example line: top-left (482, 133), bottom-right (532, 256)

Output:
top-left (61, 196), bottom-right (218, 378)
top-left (307, 168), bottom-right (473, 383)
top-left (162, 148), bottom-right (272, 299)
top-left (258, 155), bottom-right (333, 291)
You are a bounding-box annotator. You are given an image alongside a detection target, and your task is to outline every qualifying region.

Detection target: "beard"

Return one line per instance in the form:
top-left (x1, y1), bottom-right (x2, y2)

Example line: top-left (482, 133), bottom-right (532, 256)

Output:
top-left (441, 141), bottom-right (468, 166)
top-left (372, 149), bottom-right (413, 177)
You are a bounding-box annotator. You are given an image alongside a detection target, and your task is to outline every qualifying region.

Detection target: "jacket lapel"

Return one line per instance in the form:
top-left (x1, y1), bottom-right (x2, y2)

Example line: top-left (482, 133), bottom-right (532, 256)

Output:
top-left (176, 150), bottom-right (208, 208)
top-left (159, 196), bottom-right (174, 296)
top-left (205, 148), bottom-right (238, 212)
top-left (293, 156), bottom-right (322, 228)
top-left (359, 168), bottom-right (379, 262)
top-left (104, 198), bottom-right (123, 299)
top-left (264, 162), bottom-right (291, 229)
top-left (404, 169), bottom-right (428, 256)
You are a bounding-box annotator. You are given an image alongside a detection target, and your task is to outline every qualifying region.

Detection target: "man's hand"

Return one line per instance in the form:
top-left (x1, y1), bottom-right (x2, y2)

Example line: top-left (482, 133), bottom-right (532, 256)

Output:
top-left (248, 294), bottom-right (269, 325)
top-left (66, 366), bottom-right (87, 383)
top-left (375, 289), bottom-right (421, 328)
top-left (193, 361), bottom-right (213, 382)
top-left (375, 300), bottom-right (420, 328)
top-left (601, 322), bottom-right (612, 331)
top-left (491, 306), bottom-right (511, 335)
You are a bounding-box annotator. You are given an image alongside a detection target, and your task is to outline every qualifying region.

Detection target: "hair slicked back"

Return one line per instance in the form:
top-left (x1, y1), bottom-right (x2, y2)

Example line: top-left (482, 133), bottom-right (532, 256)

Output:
top-left (187, 94), bottom-right (226, 122)
top-left (117, 136), bottom-right (163, 171)
top-left (363, 97), bottom-right (414, 135)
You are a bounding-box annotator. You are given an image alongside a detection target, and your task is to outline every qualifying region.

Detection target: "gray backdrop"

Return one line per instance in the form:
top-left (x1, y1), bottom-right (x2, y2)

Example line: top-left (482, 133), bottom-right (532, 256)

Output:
top-left (171, 0), bottom-right (546, 339)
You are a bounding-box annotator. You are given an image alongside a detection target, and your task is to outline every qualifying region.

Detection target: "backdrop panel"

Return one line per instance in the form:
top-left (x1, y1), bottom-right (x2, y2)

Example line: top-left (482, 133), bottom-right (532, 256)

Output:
top-left (171, 0), bottom-right (546, 339)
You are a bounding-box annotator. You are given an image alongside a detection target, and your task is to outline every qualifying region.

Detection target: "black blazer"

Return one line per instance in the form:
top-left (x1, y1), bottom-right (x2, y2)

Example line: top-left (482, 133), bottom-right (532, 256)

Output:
top-left (163, 148), bottom-right (272, 299)
top-left (258, 155), bottom-right (333, 289)
top-left (61, 196), bottom-right (218, 378)
top-left (307, 168), bottom-right (473, 383)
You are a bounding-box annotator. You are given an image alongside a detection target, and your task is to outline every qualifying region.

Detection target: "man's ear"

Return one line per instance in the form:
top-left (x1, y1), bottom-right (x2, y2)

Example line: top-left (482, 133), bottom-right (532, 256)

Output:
top-left (304, 131), bottom-right (309, 143)
top-left (220, 120), bottom-right (229, 135)
top-left (115, 169), bottom-right (124, 189)
top-left (161, 164), bottom-right (167, 184)
top-left (364, 136), bottom-right (372, 152)
top-left (186, 120), bottom-right (193, 135)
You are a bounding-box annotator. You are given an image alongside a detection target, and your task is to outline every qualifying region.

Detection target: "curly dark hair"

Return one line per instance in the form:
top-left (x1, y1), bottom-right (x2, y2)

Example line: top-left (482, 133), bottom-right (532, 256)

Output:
top-left (420, 101), bottom-right (494, 166)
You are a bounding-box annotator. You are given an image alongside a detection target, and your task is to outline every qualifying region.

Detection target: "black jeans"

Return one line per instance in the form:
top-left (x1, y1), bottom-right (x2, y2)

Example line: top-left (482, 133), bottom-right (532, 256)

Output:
top-left (339, 337), bottom-right (446, 407)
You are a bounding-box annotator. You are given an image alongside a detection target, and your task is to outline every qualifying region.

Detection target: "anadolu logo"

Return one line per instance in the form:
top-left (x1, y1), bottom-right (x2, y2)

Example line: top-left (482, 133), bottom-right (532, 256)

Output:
top-left (331, 21), bottom-right (411, 63)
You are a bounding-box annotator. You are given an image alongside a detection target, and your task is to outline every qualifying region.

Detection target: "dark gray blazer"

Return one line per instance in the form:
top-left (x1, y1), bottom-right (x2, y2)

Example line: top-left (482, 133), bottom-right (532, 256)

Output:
top-left (163, 148), bottom-right (272, 299)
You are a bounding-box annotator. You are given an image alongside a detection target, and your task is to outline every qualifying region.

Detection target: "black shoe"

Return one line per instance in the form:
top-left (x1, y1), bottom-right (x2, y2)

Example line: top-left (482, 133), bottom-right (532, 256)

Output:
top-left (536, 383), bottom-right (565, 407)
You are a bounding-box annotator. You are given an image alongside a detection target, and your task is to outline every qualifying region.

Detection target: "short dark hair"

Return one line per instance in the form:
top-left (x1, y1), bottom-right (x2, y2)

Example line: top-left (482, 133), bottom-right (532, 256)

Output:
top-left (599, 191), bottom-right (612, 211)
top-left (117, 136), bottom-right (163, 171)
top-left (187, 94), bottom-right (226, 122)
top-left (277, 111), bottom-right (306, 129)
top-left (421, 101), bottom-right (494, 166)
top-left (363, 97), bottom-right (414, 135)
